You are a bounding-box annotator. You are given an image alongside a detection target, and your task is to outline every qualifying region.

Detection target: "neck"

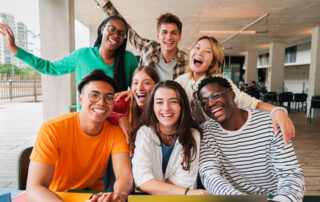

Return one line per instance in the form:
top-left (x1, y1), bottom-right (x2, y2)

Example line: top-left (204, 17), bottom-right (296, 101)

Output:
top-left (220, 108), bottom-right (248, 131)
top-left (98, 46), bottom-right (115, 65)
top-left (158, 126), bottom-right (177, 146)
top-left (192, 71), bottom-right (205, 82)
top-left (161, 48), bottom-right (177, 64)
top-left (78, 112), bottom-right (104, 136)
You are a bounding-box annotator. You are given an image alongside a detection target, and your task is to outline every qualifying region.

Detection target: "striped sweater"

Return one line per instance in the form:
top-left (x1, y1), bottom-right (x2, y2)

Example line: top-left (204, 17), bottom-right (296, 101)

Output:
top-left (199, 109), bottom-right (305, 202)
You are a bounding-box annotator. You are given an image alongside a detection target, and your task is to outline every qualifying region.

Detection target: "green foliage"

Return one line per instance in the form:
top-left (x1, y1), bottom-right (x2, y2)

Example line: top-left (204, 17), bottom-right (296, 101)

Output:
top-left (0, 64), bottom-right (39, 75)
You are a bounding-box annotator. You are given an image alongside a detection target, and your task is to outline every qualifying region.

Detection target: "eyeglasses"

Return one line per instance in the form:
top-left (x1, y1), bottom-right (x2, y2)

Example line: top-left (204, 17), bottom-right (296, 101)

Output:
top-left (85, 92), bottom-right (115, 105)
top-left (106, 25), bottom-right (127, 39)
top-left (200, 89), bottom-right (229, 106)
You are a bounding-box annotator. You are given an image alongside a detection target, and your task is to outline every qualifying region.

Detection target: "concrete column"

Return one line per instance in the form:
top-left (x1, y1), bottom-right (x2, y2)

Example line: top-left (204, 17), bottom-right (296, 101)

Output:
top-left (266, 43), bottom-right (285, 93)
top-left (307, 26), bottom-right (320, 120)
top-left (39, 0), bottom-right (75, 121)
top-left (244, 51), bottom-right (258, 83)
top-left (89, 24), bottom-right (99, 46)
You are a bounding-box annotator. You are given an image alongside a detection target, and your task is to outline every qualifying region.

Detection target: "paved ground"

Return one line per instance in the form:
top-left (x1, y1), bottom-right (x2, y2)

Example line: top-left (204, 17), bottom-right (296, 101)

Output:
top-left (0, 97), bottom-right (43, 189)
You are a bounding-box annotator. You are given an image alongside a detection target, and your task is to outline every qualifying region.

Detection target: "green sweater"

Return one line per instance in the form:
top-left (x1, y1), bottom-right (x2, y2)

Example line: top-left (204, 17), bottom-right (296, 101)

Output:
top-left (15, 46), bottom-right (138, 87)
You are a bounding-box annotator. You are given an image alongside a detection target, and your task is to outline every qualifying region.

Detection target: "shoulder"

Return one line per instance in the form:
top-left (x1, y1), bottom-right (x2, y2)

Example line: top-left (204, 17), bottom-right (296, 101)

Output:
top-left (249, 109), bottom-right (271, 123)
top-left (136, 125), bottom-right (159, 142)
top-left (201, 119), bottom-right (219, 135)
top-left (177, 49), bottom-right (188, 58)
top-left (125, 50), bottom-right (136, 58)
top-left (43, 112), bottom-right (77, 129)
top-left (175, 72), bottom-right (191, 85)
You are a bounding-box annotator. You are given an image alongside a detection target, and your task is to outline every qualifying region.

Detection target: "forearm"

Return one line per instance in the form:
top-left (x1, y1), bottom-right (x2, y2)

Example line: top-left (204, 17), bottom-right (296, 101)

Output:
top-left (138, 179), bottom-right (187, 195)
top-left (26, 186), bottom-right (63, 202)
top-left (256, 102), bottom-right (276, 112)
top-left (113, 174), bottom-right (133, 197)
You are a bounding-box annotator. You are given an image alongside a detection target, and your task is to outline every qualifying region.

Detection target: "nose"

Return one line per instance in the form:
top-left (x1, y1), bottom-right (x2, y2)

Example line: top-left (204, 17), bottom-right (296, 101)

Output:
top-left (162, 101), bottom-right (171, 110)
top-left (207, 97), bottom-right (217, 107)
top-left (137, 82), bottom-right (145, 91)
top-left (97, 95), bottom-right (106, 106)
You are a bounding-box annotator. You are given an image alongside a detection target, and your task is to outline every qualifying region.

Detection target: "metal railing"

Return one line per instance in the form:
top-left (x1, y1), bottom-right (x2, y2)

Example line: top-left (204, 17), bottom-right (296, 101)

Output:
top-left (0, 74), bottom-right (41, 101)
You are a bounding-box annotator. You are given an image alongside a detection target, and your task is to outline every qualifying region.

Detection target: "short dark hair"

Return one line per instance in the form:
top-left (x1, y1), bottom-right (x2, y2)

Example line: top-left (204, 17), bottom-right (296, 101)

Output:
top-left (197, 76), bottom-right (232, 100)
top-left (78, 69), bottom-right (117, 93)
top-left (157, 13), bottom-right (182, 34)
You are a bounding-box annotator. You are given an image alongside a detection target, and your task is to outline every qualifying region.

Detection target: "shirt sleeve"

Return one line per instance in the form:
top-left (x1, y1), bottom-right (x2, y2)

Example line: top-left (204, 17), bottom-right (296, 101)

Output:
top-left (199, 127), bottom-right (244, 195)
top-left (131, 127), bottom-right (156, 187)
top-left (227, 78), bottom-right (261, 109)
top-left (15, 47), bottom-right (78, 76)
top-left (111, 126), bottom-right (130, 155)
top-left (103, 1), bottom-right (154, 52)
top-left (270, 131), bottom-right (305, 202)
top-left (30, 123), bottom-right (59, 165)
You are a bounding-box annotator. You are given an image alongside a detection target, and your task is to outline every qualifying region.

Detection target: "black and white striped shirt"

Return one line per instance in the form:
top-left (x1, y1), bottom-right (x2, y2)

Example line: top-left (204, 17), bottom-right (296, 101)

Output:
top-left (199, 109), bottom-right (305, 202)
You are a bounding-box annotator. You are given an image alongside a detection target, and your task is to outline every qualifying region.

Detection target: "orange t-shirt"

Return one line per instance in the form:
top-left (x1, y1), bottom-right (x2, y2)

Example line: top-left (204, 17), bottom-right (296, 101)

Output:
top-left (30, 112), bottom-right (129, 192)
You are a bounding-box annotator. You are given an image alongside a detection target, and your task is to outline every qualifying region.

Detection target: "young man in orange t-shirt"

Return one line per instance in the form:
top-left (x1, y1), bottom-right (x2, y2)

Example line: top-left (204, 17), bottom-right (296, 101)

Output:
top-left (27, 70), bottom-right (133, 202)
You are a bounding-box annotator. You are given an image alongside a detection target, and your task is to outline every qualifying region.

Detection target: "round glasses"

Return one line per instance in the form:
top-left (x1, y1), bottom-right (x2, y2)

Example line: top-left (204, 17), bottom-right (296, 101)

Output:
top-left (86, 92), bottom-right (115, 105)
top-left (106, 25), bottom-right (127, 39)
top-left (200, 89), bottom-right (229, 106)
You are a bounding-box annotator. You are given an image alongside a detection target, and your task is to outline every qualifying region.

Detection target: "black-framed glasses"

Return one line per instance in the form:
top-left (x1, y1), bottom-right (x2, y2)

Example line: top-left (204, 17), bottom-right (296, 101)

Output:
top-left (200, 89), bottom-right (229, 106)
top-left (85, 91), bottom-right (115, 105)
top-left (106, 25), bottom-right (127, 39)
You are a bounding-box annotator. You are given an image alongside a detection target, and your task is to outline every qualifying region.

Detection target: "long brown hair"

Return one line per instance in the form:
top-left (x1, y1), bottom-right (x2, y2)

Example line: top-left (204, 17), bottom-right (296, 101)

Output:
top-left (129, 66), bottom-right (160, 129)
top-left (132, 80), bottom-right (202, 171)
top-left (188, 36), bottom-right (224, 77)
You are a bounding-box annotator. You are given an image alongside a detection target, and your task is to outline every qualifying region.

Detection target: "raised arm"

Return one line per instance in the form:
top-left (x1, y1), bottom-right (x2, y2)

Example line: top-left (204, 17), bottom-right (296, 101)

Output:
top-left (26, 161), bottom-right (62, 202)
top-left (0, 23), bottom-right (76, 76)
top-left (98, 0), bottom-right (154, 52)
top-left (227, 78), bottom-right (295, 145)
top-left (0, 23), bottom-right (18, 53)
top-left (270, 131), bottom-right (305, 202)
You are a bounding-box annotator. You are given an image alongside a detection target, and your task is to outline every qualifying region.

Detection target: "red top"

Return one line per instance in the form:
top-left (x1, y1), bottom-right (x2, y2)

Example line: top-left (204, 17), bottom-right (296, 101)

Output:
top-left (107, 96), bottom-right (130, 124)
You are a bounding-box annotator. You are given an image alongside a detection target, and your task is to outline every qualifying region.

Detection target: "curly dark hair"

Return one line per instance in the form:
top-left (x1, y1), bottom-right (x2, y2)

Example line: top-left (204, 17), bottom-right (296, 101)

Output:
top-left (78, 69), bottom-right (117, 93)
top-left (197, 76), bottom-right (232, 100)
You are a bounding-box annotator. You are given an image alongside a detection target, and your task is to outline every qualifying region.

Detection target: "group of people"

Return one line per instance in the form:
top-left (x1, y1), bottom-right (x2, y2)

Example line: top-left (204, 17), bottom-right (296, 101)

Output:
top-left (0, 0), bottom-right (305, 201)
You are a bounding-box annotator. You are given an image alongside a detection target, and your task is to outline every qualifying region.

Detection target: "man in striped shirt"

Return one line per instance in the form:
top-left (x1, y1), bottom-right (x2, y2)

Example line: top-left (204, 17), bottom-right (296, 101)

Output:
top-left (197, 77), bottom-right (305, 202)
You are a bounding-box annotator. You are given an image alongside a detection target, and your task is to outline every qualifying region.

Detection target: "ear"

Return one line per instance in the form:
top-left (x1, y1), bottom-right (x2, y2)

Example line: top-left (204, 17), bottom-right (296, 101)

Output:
top-left (78, 93), bottom-right (83, 106)
top-left (101, 25), bottom-right (105, 35)
top-left (156, 32), bottom-right (160, 40)
top-left (230, 90), bottom-right (236, 100)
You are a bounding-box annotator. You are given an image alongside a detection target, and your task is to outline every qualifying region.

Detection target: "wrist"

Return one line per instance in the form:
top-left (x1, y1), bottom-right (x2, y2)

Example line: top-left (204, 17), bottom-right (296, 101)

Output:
top-left (270, 107), bottom-right (288, 117)
top-left (184, 187), bottom-right (190, 195)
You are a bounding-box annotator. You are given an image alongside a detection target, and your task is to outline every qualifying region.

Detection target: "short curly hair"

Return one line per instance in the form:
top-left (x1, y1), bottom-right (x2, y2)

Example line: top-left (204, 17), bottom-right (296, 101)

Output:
top-left (197, 76), bottom-right (232, 100)
top-left (78, 69), bottom-right (117, 93)
top-left (157, 13), bottom-right (182, 34)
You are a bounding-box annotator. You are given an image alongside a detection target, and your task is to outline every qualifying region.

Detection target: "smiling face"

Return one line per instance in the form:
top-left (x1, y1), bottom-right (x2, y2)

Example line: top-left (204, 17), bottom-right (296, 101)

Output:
top-left (189, 38), bottom-right (214, 76)
top-left (199, 83), bottom-right (235, 125)
top-left (101, 19), bottom-right (127, 52)
top-left (157, 23), bottom-right (181, 53)
top-left (153, 87), bottom-right (181, 132)
top-left (132, 71), bottom-right (156, 109)
top-left (79, 81), bottom-right (114, 124)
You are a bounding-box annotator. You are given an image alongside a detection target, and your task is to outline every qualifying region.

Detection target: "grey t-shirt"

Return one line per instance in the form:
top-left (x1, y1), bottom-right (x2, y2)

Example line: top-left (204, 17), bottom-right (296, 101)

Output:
top-left (155, 54), bottom-right (177, 81)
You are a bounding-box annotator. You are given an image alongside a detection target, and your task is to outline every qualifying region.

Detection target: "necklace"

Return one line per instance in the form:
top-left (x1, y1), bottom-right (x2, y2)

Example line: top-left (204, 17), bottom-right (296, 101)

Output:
top-left (157, 127), bottom-right (177, 141)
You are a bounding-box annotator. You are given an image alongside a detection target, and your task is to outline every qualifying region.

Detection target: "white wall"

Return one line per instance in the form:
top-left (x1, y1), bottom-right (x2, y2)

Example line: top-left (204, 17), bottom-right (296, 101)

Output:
top-left (283, 65), bottom-right (309, 93)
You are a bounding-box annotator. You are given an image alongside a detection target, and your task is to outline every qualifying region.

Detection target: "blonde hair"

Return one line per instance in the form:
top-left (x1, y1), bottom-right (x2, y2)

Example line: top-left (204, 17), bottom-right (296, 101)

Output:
top-left (188, 36), bottom-right (224, 77)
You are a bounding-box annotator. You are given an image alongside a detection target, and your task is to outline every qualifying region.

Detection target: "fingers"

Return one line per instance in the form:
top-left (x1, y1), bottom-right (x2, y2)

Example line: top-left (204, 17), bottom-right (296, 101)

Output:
top-left (272, 119), bottom-right (279, 135)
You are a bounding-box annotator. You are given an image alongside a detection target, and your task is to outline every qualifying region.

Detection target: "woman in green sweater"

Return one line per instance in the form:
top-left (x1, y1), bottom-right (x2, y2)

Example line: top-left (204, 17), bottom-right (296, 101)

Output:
top-left (0, 16), bottom-right (138, 92)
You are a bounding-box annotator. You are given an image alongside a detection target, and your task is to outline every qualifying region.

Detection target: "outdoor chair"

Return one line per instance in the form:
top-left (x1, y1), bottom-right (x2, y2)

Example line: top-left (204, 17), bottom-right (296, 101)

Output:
top-left (17, 146), bottom-right (33, 190)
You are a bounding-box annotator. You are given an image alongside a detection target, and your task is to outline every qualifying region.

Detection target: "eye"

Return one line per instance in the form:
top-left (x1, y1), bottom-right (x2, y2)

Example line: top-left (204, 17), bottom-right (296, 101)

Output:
top-left (144, 82), bottom-right (151, 85)
top-left (105, 94), bottom-right (114, 101)
top-left (202, 99), bottom-right (209, 105)
top-left (90, 92), bottom-right (100, 98)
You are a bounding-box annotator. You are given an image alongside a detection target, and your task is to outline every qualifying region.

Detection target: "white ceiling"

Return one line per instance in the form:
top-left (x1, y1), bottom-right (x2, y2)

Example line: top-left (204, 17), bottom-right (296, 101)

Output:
top-left (75, 0), bottom-right (320, 56)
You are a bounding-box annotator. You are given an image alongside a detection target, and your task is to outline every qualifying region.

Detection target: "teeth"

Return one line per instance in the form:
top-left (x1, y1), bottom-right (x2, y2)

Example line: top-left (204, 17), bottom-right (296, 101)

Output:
top-left (109, 38), bottom-right (118, 45)
top-left (194, 58), bottom-right (203, 64)
top-left (161, 113), bottom-right (173, 117)
top-left (137, 93), bottom-right (147, 98)
top-left (93, 108), bottom-right (106, 114)
top-left (211, 107), bottom-right (222, 114)
top-left (165, 41), bottom-right (173, 44)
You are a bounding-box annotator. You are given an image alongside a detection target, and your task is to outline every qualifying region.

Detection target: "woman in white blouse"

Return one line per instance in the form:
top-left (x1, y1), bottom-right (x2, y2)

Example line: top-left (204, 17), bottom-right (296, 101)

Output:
top-left (131, 80), bottom-right (208, 195)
